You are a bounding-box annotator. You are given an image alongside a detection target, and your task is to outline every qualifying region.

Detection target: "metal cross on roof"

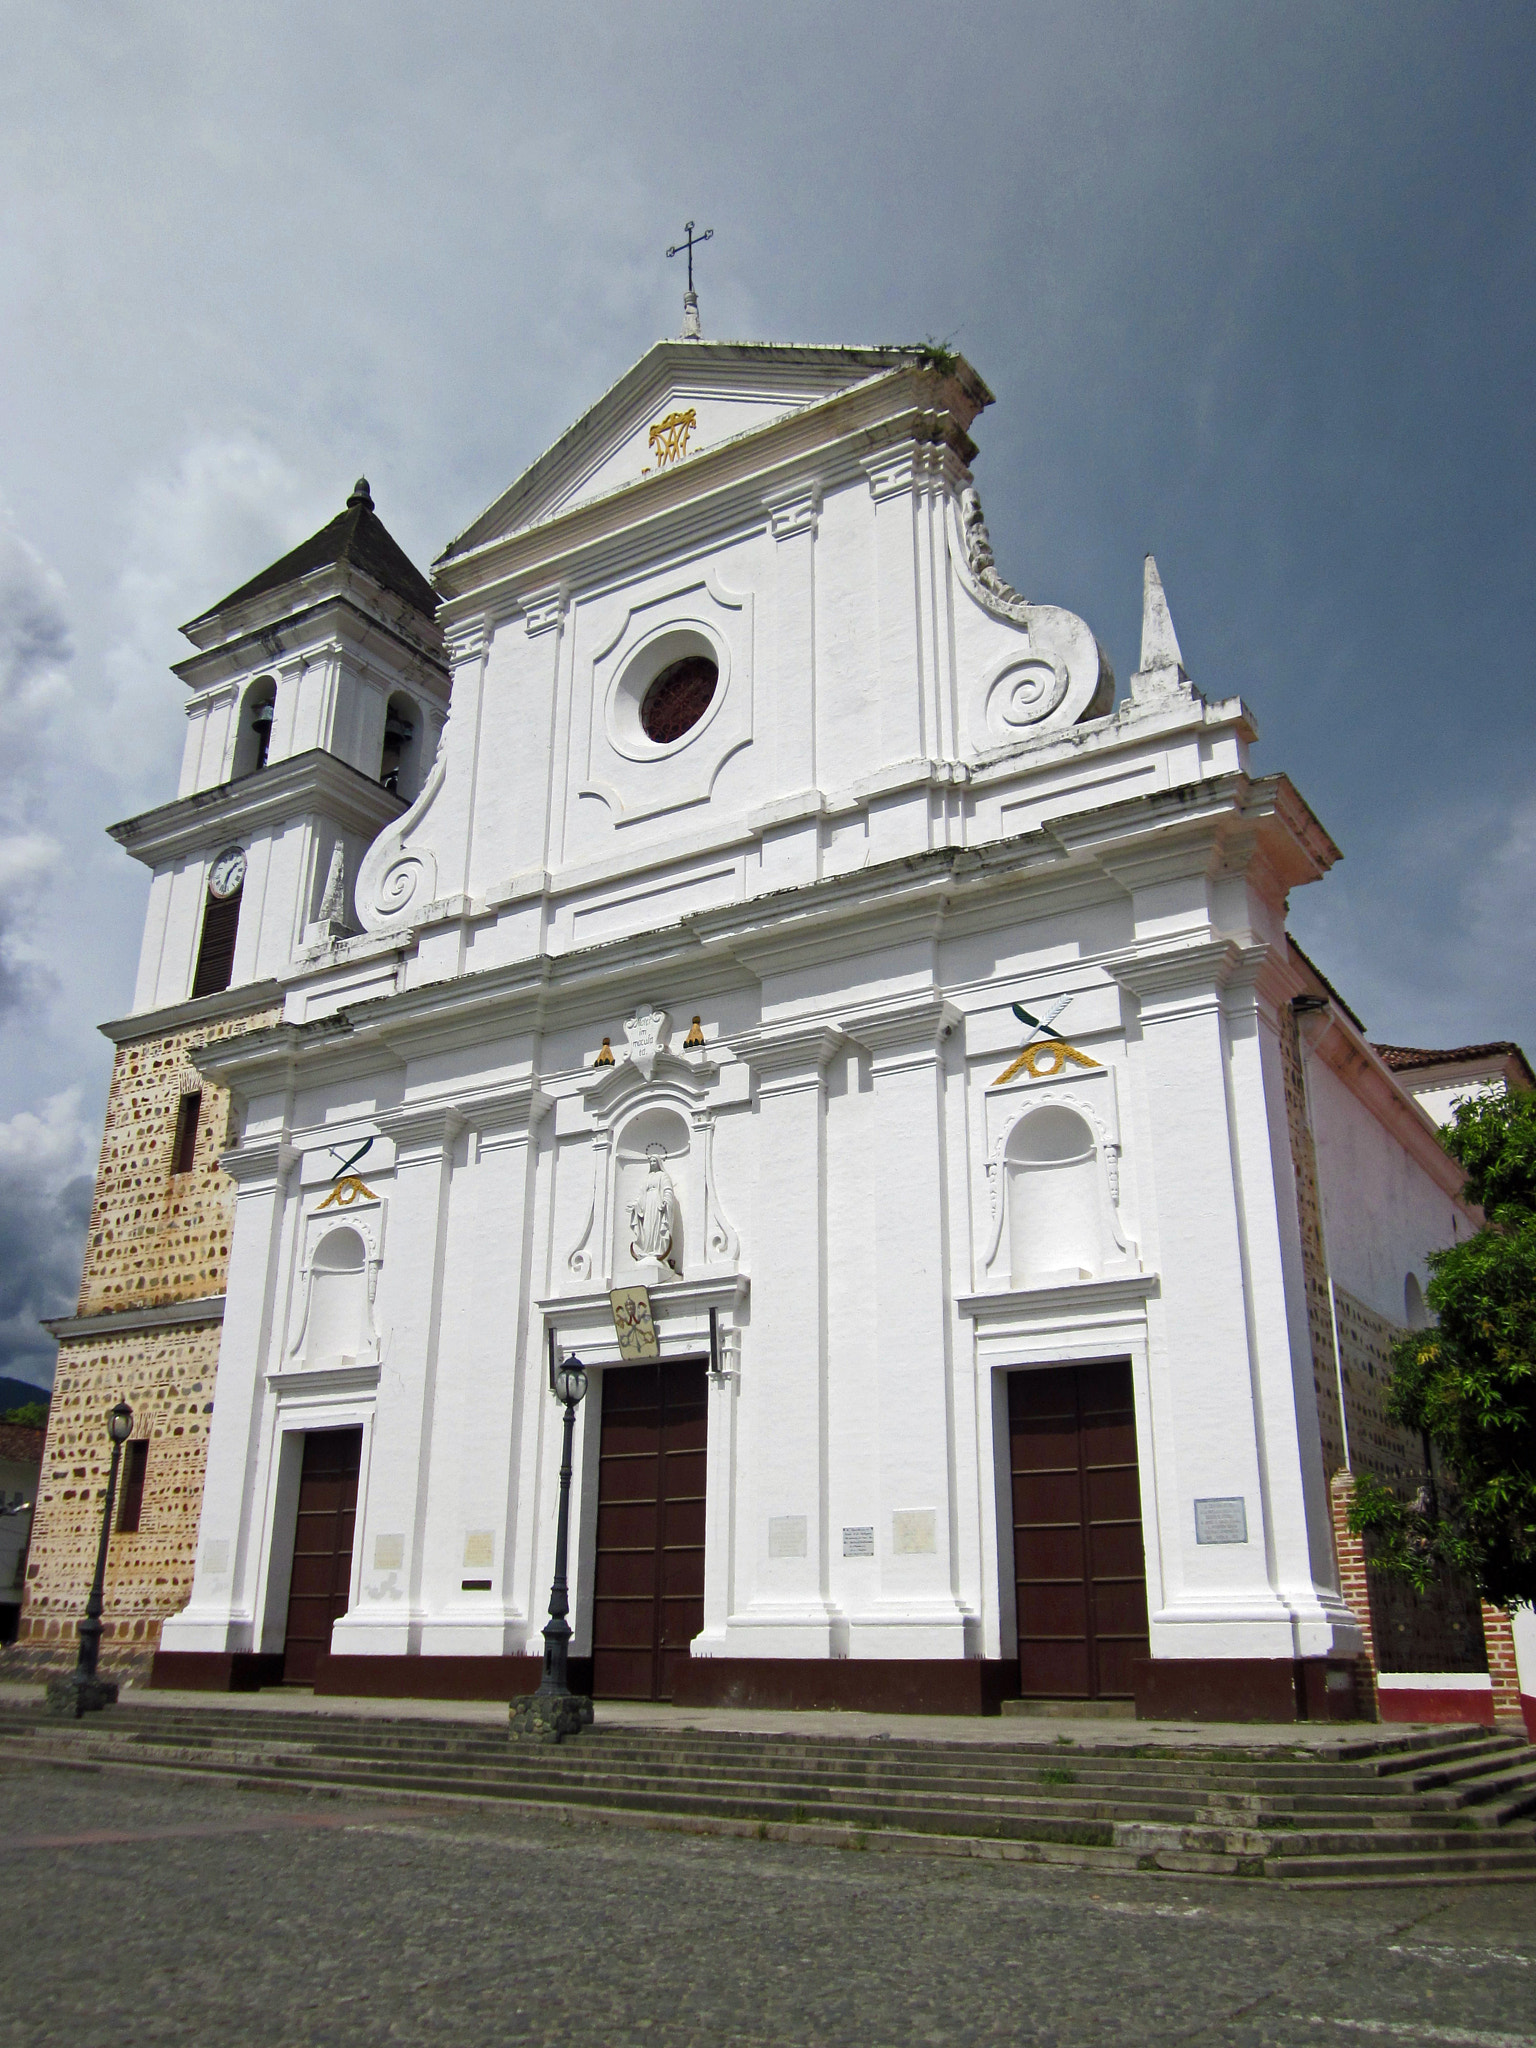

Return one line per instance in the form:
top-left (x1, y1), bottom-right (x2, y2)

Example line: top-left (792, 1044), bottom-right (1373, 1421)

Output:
top-left (666, 220), bottom-right (713, 293)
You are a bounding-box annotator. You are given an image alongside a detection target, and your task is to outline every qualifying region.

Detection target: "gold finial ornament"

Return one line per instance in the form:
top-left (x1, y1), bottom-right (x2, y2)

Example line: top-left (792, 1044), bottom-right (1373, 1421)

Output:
top-left (683, 1015), bottom-right (705, 1049)
top-left (594, 1037), bottom-right (615, 1067)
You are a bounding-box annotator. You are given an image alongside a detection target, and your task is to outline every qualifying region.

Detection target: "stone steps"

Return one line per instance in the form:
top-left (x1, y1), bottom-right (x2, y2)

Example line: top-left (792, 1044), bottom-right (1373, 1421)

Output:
top-left (3, 1706), bottom-right (1531, 1887)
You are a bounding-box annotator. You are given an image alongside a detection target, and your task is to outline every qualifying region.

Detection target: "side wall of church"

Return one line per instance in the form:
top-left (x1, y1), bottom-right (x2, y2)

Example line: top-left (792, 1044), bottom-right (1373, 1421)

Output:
top-left (5, 1003), bottom-right (277, 1679)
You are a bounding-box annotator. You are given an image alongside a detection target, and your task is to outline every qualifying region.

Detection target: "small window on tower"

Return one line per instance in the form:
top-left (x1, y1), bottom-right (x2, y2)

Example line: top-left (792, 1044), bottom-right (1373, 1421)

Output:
top-left (234, 680), bottom-right (278, 778)
top-left (117, 1439), bottom-right (149, 1534)
top-left (380, 694), bottom-right (418, 797)
top-left (172, 1091), bottom-right (202, 1175)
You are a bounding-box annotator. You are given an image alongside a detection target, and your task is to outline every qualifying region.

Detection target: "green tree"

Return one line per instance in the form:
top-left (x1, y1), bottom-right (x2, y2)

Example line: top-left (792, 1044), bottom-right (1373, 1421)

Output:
top-left (0, 1400), bottom-right (48, 1429)
top-left (1349, 1087), bottom-right (1536, 1610)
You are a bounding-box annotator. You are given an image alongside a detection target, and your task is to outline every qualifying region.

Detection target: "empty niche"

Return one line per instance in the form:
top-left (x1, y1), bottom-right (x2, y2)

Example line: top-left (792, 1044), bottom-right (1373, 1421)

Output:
top-left (304, 1225), bottom-right (368, 1366)
top-left (614, 1105), bottom-right (690, 1279)
top-left (1006, 1105), bottom-right (1103, 1287)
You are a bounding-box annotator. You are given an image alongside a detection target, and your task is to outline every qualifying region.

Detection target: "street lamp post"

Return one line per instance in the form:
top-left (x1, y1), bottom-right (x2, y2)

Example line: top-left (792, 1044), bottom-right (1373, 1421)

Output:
top-left (510, 1334), bottom-right (594, 1744)
top-left (47, 1400), bottom-right (134, 1718)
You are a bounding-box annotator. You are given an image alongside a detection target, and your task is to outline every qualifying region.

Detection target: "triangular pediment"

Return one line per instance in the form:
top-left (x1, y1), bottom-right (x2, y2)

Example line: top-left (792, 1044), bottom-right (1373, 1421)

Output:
top-left (438, 341), bottom-right (922, 565)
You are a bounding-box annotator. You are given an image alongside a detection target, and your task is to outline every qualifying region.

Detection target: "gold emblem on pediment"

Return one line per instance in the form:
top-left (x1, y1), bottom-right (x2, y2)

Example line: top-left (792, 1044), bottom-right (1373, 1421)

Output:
top-left (317, 1173), bottom-right (379, 1208)
top-left (643, 408), bottom-right (698, 473)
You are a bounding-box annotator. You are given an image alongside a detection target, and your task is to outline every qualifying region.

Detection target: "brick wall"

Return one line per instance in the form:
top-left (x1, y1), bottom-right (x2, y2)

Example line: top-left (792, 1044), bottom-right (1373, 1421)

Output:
top-left (77, 1006), bottom-right (277, 1316)
top-left (1278, 1004), bottom-right (1348, 1477)
top-left (4, 1003), bottom-right (275, 1681)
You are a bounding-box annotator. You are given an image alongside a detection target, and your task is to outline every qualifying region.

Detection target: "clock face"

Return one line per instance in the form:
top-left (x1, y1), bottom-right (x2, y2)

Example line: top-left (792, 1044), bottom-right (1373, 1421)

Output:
top-left (208, 846), bottom-right (247, 900)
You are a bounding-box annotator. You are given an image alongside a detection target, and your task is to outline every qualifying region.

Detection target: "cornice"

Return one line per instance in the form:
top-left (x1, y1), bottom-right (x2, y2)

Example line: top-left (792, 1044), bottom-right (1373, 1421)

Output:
top-left (957, 1274), bottom-right (1160, 1322)
top-left (108, 751), bottom-right (407, 870)
top-left (98, 980), bottom-right (285, 1048)
top-left (841, 991), bottom-right (960, 1063)
top-left (44, 1293), bottom-right (226, 1342)
top-left (173, 582), bottom-right (447, 687)
top-left (220, 1139), bottom-right (300, 1190)
top-left (1104, 938), bottom-right (1271, 1008)
top-left (730, 1019), bottom-right (845, 1086)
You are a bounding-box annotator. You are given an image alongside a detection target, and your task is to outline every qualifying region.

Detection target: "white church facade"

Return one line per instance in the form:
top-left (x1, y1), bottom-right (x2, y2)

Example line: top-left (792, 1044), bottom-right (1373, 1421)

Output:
top-left (121, 334), bottom-right (1476, 1718)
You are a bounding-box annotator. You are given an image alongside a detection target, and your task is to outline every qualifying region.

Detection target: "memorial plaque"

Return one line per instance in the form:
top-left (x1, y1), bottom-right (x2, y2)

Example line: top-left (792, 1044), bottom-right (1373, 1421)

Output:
top-left (842, 1525), bottom-right (874, 1558)
top-left (610, 1284), bottom-right (659, 1360)
top-left (768, 1515), bottom-right (807, 1558)
top-left (373, 1533), bottom-right (404, 1570)
top-left (1194, 1496), bottom-right (1248, 1545)
top-left (202, 1539), bottom-right (230, 1575)
top-left (462, 1530), bottom-right (494, 1568)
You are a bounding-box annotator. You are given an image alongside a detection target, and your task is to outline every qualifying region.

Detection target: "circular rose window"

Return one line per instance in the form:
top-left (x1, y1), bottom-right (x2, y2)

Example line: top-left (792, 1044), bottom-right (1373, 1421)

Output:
top-left (639, 654), bottom-right (718, 744)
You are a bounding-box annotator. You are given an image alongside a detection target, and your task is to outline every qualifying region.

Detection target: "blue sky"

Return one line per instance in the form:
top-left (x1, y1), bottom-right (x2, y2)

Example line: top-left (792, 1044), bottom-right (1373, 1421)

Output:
top-left (1, 1), bottom-right (1532, 1381)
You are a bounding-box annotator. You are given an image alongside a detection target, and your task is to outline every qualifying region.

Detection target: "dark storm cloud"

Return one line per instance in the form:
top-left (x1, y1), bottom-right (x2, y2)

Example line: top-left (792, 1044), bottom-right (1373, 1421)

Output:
top-left (0, 0), bottom-right (1532, 1174)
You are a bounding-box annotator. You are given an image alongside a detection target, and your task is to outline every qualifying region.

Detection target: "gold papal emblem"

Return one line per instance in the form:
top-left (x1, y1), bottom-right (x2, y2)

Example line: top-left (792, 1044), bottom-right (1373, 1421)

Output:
top-left (992, 999), bottom-right (1100, 1086)
top-left (645, 408), bottom-right (697, 471)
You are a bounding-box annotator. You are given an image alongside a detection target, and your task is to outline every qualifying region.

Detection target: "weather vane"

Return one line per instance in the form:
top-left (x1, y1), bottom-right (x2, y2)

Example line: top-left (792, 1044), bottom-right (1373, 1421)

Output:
top-left (666, 220), bottom-right (713, 338)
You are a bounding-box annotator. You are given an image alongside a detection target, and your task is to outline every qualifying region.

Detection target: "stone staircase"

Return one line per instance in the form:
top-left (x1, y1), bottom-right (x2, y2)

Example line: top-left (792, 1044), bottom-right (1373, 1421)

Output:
top-left (2, 1702), bottom-right (1534, 1887)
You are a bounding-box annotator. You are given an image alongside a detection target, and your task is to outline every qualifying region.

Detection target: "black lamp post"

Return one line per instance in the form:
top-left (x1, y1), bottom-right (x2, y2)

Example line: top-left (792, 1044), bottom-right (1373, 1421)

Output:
top-left (47, 1400), bottom-right (133, 1718)
top-left (510, 1335), bottom-right (594, 1743)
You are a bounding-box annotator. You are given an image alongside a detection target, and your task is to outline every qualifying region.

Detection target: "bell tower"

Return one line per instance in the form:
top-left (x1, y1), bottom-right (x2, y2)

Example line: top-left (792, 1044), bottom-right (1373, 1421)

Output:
top-left (8, 483), bottom-right (445, 1688)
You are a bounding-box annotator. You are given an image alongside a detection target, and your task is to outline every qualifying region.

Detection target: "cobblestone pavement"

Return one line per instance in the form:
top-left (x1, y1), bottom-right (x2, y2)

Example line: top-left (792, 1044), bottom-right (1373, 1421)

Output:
top-left (1, 1762), bottom-right (1532, 2047)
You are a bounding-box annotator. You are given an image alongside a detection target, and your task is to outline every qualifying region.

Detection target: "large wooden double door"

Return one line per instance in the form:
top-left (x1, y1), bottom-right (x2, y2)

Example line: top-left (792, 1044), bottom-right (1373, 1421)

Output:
top-left (1008, 1361), bottom-right (1149, 1700)
top-left (590, 1359), bottom-right (708, 1700)
top-left (282, 1427), bottom-right (362, 1685)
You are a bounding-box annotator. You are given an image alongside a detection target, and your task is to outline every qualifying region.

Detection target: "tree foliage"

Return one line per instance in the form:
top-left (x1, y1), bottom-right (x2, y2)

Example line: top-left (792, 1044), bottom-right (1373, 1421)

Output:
top-left (1349, 1087), bottom-right (1536, 1610)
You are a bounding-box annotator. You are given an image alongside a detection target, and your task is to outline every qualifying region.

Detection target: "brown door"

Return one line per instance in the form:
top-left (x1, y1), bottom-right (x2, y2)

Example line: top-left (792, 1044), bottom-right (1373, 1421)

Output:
top-left (282, 1427), bottom-right (363, 1684)
top-left (1009, 1361), bottom-right (1149, 1699)
top-left (590, 1359), bottom-right (707, 1700)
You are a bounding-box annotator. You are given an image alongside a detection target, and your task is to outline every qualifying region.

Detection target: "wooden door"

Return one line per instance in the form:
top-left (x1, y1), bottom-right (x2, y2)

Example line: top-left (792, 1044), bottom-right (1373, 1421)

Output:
top-left (590, 1359), bottom-right (707, 1700)
top-left (1009, 1361), bottom-right (1149, 1699)
top-left (282, 1427), bottom-right (362, 1684)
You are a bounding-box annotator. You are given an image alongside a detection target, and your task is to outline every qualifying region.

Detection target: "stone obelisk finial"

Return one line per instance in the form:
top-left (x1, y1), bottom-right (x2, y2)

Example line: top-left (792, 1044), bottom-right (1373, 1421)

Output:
top-left (1130, 554), bottom-right (1194, 704)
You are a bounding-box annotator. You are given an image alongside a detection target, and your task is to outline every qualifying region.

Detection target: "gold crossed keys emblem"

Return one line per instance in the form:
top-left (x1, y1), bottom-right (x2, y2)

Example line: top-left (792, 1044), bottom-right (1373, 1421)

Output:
top-left (645, 409), bottom-right (697, 471)
top-left (993, 999), bottom-right (1100, 1085)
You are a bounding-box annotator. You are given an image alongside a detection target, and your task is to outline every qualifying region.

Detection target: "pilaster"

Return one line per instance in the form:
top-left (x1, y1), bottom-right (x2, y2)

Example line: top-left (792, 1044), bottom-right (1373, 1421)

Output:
top-left (1109, 941), bottom-right (1359, 1661)
top-left (725, 1021), bottom-right (843, 1653)
top-left (843, 994), bottom-right (973, 1656)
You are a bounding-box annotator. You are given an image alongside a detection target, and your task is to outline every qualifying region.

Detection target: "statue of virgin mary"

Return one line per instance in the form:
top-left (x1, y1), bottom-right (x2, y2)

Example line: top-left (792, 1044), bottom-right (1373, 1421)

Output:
top-left (629, 1143), bottom-right (680, 1275)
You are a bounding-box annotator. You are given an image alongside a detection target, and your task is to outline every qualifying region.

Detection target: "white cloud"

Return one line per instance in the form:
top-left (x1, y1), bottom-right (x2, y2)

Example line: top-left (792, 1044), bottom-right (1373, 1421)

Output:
top-left (0, 1087), bottom-right (97, 1385)
top-left (94, 433), bottom-right (330, 791)
top-left (0, 500), bottom-right (74, 752)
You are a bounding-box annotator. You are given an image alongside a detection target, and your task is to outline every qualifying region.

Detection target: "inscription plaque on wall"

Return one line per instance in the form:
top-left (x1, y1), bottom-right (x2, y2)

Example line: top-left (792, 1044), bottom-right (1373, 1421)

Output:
top-left (768, 1515), bottom-right (807, 1558)
top-left (1194, 1497), bottom-right (1248, 1545)
top-left (892, 1509), bottom-right (938, 1555)
top-left (842, 1525), bottom-right (874, 1558)
top-left (374, 1534), bottom-right (404, 1570)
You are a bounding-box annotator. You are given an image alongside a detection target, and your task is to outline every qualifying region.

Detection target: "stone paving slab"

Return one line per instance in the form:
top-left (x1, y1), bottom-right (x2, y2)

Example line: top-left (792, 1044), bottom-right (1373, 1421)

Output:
top-left (1, 1761), bottom-right (1532, 2047)
top-left (0, 1679), bottom-right (1467, 1751)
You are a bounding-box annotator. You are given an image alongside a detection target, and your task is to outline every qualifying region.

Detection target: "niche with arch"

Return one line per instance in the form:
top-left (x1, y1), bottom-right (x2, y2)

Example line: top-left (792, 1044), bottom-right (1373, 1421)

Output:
top-left (1404, 1272), bottom-right (1430, 1329)
top-left (1007, 1107), bottom-right (1104, 1286)
top-left (613, 1105), bottom-right (691, 1280)
top-left (984, 1071), bottom-right (1134, 1292)
top-left (287, 1212), bottom-right (384, 1372)
top-left (232, 677), bottom-right (278, 778)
